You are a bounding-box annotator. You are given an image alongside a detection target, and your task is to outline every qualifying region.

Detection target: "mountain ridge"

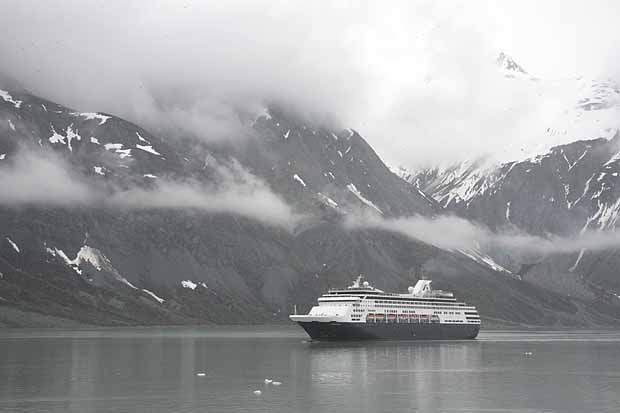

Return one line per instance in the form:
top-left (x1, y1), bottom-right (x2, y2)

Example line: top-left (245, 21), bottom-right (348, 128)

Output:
top-left (2, 86), bottom-right (619, 327)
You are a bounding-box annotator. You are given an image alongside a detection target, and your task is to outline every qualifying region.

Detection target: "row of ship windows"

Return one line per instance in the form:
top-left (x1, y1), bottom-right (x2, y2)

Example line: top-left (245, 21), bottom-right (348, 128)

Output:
top-left (373, 301), bottom-right (461, 306)
top-left (354, 309), bottom-right (464, 316)
top-left (351, 302), bottom-right (463, 307)
top-left (353, 304), bottom-right (468, 310)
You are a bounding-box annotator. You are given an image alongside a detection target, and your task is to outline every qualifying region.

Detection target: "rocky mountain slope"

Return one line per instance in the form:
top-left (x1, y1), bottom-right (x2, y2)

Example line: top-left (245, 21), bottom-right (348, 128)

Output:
top-left (1, 86), bottom-right (619, 327)
top-left (408, 56), bottom-right (620, 304)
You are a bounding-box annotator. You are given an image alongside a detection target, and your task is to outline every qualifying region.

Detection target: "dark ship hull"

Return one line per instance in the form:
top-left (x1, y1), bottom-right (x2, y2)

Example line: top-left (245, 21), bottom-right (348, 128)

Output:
top-left (297, 321), bottom-right (479, 341)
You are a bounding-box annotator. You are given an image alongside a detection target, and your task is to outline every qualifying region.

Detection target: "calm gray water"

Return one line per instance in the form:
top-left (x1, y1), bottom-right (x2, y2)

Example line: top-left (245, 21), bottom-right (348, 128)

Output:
top-left (1, 327), bottom-right (619, 413)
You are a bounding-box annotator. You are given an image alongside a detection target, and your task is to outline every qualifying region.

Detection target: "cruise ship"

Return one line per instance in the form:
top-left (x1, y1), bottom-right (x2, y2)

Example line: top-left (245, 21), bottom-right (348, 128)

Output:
top-left (290, 277), bottom-right (480, 340)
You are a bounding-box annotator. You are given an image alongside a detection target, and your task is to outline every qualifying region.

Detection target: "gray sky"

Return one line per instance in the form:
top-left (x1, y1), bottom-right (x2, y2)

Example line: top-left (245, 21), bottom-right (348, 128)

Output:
top-left (1, 0), bottom-right (619, 167)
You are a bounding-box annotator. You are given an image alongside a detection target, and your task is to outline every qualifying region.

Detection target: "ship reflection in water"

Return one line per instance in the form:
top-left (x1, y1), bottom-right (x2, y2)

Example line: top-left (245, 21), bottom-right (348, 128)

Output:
top-left (1, 328), bottom-right (619, 412)
top-left (294, 340), bottom-right (483, 412)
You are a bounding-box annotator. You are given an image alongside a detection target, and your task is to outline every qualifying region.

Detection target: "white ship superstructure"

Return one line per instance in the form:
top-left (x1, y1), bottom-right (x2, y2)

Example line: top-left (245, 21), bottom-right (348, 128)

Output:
top-left (290, 277), bottom-right (480, 340)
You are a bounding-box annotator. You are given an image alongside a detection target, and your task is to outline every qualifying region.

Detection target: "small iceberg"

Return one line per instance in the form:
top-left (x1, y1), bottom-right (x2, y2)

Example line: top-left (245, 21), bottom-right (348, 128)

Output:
top-left (264, 378), bottom-right (273, 384)
top-left (272, 381), bottom-right (282, 386)
top-left (253, 390), bottom-right (262, 395)
top-left (196, 372), bottom-right (206, 377)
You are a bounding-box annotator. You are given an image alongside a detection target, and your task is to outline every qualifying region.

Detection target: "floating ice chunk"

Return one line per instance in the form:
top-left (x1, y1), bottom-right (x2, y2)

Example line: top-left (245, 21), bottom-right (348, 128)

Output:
top-left (142, 289), bottom-right (165, 303)
top-left (0, 154), bottom-right (5, 160)
top-left (284, 129), bottom-right (290, 139)
top-left (272, 381), bottom-right (282, 386)
top-left (264, 378), bottom-right (273, 384)
top-left (253, 390), bottom-right (262, 395)
top-left (293, 174), bottom-right (306, 187)
top-left (79, 112), bottom-right (111, 125)
top-left (196, 372), bottom-right (207, 377)
top-left (0, 90), bottom-right (22, 108)
top-left (93, 166), bottom-right (105, 176)
top-left (523, 351), bottom-right (533, 356)
top-left (7, 119), bottom-right (15, 131)
top-left (136, 144), bottom-right (162, 156)
top-left (331, 132), bottom-right (338, 141)
top-left (90, 137), bottom-right (100, 144)
top-left (143, 174), bottom-right (157, 179)
top-left (181, 280), bottom-right (198, 290)
top-left (337, 150), bottom-right (343, 158)
top-left (6, 237), bottom-right (20, 253)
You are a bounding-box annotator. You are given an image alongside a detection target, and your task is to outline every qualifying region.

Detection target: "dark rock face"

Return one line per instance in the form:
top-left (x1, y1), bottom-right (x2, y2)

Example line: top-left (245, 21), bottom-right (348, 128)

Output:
top-left (1, 88), bottom-right (619, 327)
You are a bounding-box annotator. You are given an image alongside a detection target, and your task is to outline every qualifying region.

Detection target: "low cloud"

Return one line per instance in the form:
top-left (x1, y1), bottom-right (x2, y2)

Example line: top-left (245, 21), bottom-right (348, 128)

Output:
top-left (0, 150), bottom-right (299, 230)
top-left (2, 1), bottom-right (619, 165)
top-left (345, 213), bottom-right (620, 255)
top-left (0, 151), bottom-right (94, 205)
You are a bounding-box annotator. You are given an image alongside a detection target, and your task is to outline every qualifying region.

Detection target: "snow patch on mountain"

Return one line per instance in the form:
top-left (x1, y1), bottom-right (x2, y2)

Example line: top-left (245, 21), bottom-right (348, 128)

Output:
top-left (104, 143), bottom-right (132, 158)
top-left (76, 112), bottom-right (111, 125)
top-left (181, 280), bottom-right (207, 290)
top-left (65, 124), bottom-right (81, 152)
top-left (292, 174), bottom-right (306, 187)
top-left (569, 249), bottom-right (586, 272)
top-left (347, 183), bottom-right (382, 214)
top-left (0, 90), bottom-right (22, 108)
top-left (459, 248), bottom-right (514, 276)
top-left (46, 244), bottom-right (138, 289)
top-left (6, 237), bottom-right (20, 253)
top-left (142, 289), bottom-right (165, 303)
top-left (48, 125), bottom-right (66, 144)
top-left (181, 280), bottom-right (197, 290)
top-left (317, 192), bottom-right (338, 209)
top-left (136, 144), bottom-right (162, 156)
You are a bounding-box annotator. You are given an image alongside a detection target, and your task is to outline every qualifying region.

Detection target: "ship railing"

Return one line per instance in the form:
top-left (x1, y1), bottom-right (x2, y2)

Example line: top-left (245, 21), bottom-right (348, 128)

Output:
top-left (366, 313), bottom-right (441, 324)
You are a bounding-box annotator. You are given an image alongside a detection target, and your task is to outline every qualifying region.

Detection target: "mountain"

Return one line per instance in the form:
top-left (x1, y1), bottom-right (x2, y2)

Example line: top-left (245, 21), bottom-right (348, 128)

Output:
top-left (496, 52), bottom-right (530, 78)
top-left (409, 56), bottom-right (620, 304)
top-left (1, 87), bottom-right (619, 327)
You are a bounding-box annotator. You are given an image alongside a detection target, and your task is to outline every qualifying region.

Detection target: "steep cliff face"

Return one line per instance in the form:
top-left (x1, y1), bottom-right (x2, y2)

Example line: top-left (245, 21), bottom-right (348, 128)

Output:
top-left (1, 87), bottom-right (618, 327)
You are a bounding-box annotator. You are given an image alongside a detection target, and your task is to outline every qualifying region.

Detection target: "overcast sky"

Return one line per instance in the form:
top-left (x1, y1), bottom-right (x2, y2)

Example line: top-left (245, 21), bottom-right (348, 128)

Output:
top-left (1, 0), bottom-right (619, 168)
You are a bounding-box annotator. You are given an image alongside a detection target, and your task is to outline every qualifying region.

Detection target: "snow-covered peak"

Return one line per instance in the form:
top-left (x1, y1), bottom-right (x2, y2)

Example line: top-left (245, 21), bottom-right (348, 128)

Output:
top-left (496, 52), bottom-right (528, 75)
